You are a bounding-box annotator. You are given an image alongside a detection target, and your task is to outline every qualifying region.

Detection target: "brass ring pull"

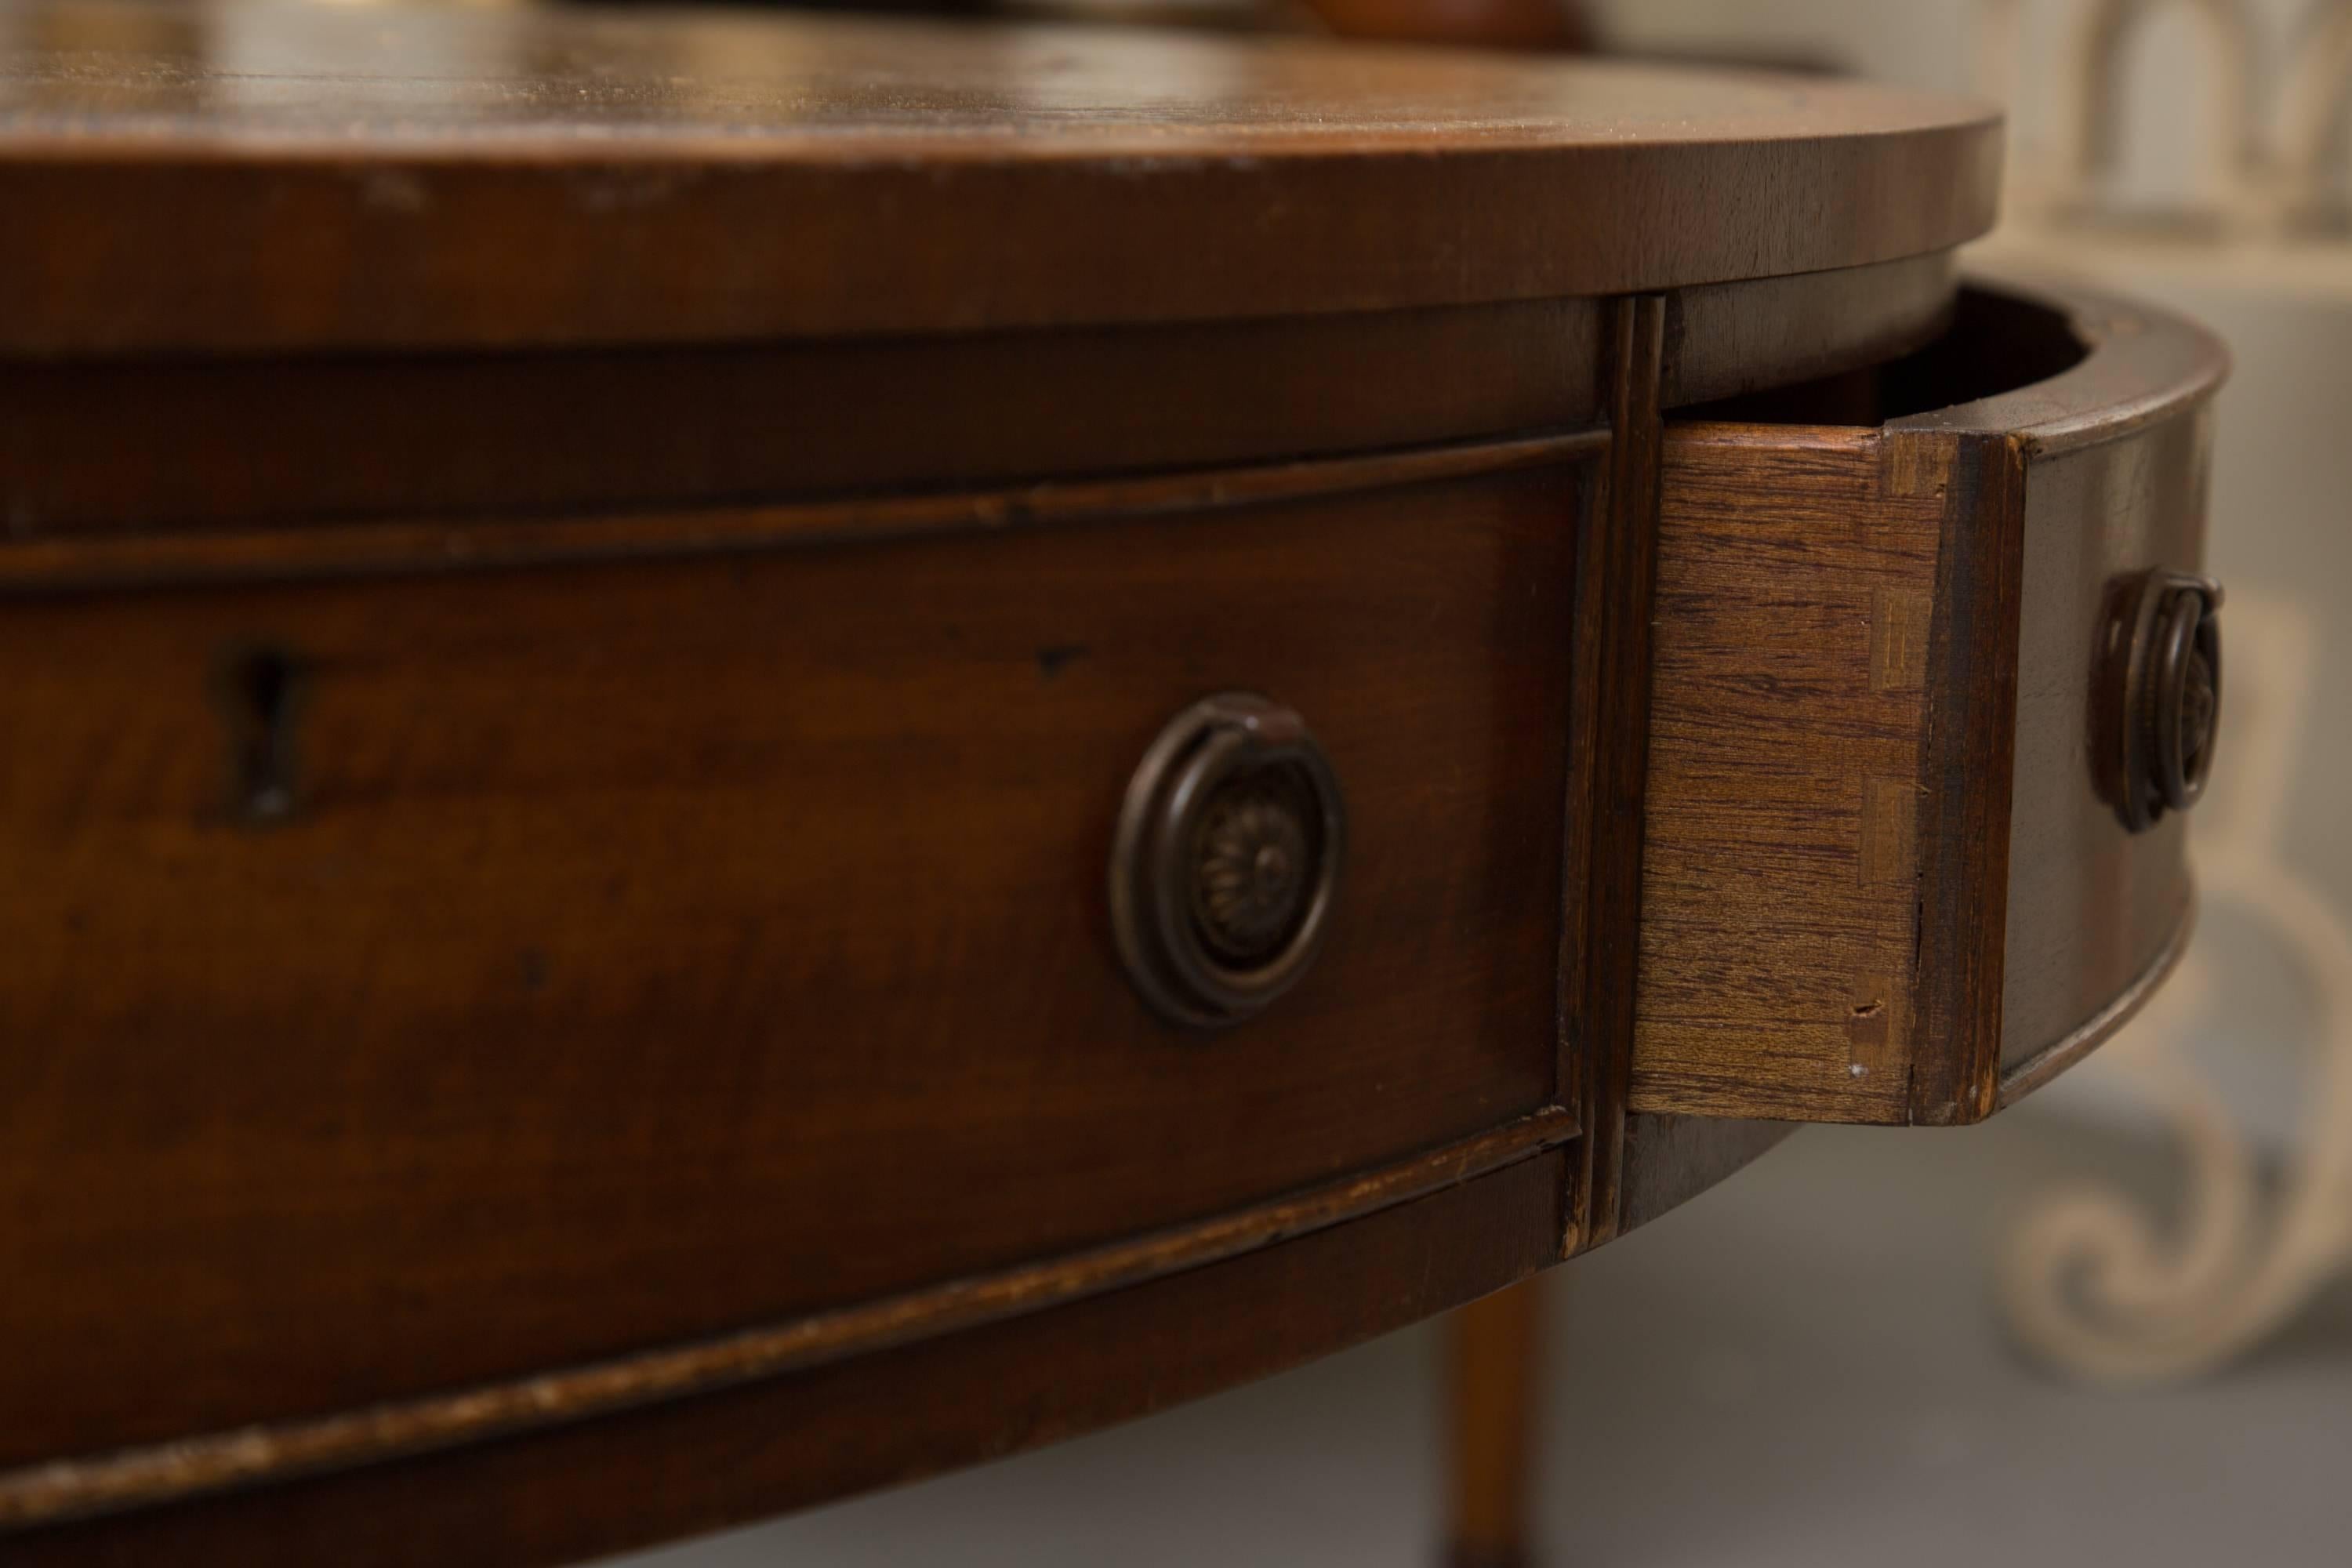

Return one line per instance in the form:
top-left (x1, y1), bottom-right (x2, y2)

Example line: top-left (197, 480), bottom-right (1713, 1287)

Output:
top-left (1109, 693), bottom-right (1345, 1027)
top-left (2106, 570), bottom-right (2223, 833)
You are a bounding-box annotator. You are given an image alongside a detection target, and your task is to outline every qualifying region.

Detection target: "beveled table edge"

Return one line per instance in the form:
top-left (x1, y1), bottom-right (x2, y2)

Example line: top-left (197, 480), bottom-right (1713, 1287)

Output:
top-left (0, 1106), bottom-right (1577, 1534)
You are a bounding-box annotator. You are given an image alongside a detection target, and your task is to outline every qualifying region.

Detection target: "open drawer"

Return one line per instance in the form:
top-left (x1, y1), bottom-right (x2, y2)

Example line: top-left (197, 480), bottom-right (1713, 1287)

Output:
top-left (1632, 278), bottom-right (2227, 1126)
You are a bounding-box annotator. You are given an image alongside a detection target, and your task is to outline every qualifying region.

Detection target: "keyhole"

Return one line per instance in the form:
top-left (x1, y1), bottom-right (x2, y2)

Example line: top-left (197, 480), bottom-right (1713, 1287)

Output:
top-left (221, 647), bottom-right (304, 824)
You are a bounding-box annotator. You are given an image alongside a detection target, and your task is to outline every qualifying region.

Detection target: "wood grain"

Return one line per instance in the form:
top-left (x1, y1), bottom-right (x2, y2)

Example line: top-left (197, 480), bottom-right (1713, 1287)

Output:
top-left (0, 2), bottom-right (2000, 352)
top-left (1904, 431), bottom-right (2023, 1123)
top-left (1886, 281), bottom-right (2223, 1087)
top-left (0, 1108), bottom-right (1577, 1532)
top-left (0, 253), bottom-right (1958, 539)
top-left (1561, 296), bottom-right (1664, 1246)
top-left (0, 13), bottom-right (2225, 1550)
top-left (1630, 423), bottom-right (1945, 1122)
top-left (1631, 281), bottom-right (2224, 1125)
top-left (0, 431), bottom-right (1608, 591)
top-left (0, 304), bottom-right (1608, 535)
top-left (1661, 250), bottom-right (1958, 411)
top-left (1990, 423), bottom-right (2204, 1079)
top-left (0, 462), bottom-right (1584, 1468)
top-left (9, 1150), bottom-right (1570, 1568)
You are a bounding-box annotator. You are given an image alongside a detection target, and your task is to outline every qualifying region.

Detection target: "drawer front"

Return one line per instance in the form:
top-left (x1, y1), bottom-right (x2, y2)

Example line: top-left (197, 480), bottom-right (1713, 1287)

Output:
top-left (1998, 402), bottom-right (2211, 1091)
top-left (0, 462), bottom-right (1581, 1463)
top-left (1630, 281), bottom-right (2224, 1126)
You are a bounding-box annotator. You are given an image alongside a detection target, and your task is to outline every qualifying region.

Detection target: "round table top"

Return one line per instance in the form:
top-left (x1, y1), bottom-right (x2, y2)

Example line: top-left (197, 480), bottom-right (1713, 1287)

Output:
top-left (0, 0), bottom-right (2001, 354)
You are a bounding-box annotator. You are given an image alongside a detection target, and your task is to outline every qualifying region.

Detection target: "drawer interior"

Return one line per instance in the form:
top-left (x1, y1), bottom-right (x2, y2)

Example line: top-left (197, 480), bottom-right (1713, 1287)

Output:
top-left (1675, 285), bottom-right (2090, 428)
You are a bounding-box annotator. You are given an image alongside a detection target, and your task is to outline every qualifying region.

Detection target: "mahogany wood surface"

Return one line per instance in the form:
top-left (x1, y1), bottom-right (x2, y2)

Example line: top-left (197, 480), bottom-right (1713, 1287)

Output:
top-left (1628, 285), bottom-right (2223, 1124)
top-left (0, 0), bottom-right (1999, 353)
top-left (1561, 295), bottom-right (1665, 1248)
top-left (11, 1150), bottom-right (1570, 1568)
top-left (1992, 415), bottom-right (2207, 1100)
top-left (0, 458), bottom-right (1588, 1472)
top-left (0, 5), bottom-right (2222, 1556)
top-left (1915, 289), bottom-right (2223, 1097)
top-left (1630, 420), bottom-right (1946, 1123)
top-left (0, 434), bottom-right (1601, 591)
top-left (0, 252), bottom-right (1958, 538)
top-left (0, 302), bottom-right (1607, 535)
top-left (1660, 250), bottom-right (1958, 411)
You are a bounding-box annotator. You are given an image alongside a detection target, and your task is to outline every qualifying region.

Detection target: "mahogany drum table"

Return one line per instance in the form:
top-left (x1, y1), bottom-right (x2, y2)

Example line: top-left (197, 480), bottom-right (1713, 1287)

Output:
top-left (0, 4), bottom-right (2227, 1563)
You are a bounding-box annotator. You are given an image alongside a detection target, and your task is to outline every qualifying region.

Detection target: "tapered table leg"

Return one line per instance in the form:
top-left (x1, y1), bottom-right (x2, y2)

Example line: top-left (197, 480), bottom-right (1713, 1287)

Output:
top-left (1443, 1275), bottom-right (1544, 1568)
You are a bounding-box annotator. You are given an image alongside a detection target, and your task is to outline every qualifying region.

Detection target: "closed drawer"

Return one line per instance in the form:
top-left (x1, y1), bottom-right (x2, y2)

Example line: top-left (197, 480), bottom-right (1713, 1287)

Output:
top-left (0, 456), bottom-right (1587, 1465)
top-left (1632, 280), bottom-right (2224, 1125)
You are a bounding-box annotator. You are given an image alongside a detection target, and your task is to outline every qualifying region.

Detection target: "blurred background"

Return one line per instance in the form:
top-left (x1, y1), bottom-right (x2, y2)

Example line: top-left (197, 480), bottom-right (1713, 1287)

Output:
top-left (21, 0), bottom-right (2343, 1561)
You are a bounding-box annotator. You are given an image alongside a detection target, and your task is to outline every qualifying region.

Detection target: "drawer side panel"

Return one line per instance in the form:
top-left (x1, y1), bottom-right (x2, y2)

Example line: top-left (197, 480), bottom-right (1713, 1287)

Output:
top-left (1629, 424), bottom-right (1947, 1123)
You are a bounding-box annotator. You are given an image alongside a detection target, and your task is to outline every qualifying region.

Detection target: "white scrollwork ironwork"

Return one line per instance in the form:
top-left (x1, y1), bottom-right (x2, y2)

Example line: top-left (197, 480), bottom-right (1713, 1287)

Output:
top-left (1996, 596), bottom-right (2352, 1384)
top-left (1978, 0), bottom-right (2352, 1388)
top-left (1979, 0), bottom-right (2352, 299)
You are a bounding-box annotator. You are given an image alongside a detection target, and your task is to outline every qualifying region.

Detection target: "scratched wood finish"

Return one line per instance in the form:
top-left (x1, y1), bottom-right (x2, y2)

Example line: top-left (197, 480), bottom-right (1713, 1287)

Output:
top-left (1629, 423), bottom-right (1947, 1122)
top-left (9, 1151), bottom-right (1570, 1568)
top-left (1630, 283), bottom-right (2223, 1125)
top-left (0, 1), bottom-right (1998, 354)
top-left (0, 462), bottom-right (1583, 1470)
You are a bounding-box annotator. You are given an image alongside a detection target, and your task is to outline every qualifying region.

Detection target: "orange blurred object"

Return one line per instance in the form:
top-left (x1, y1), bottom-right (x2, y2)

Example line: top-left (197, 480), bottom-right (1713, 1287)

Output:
top-left (1303, 0), bottom-right (1589, 49)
